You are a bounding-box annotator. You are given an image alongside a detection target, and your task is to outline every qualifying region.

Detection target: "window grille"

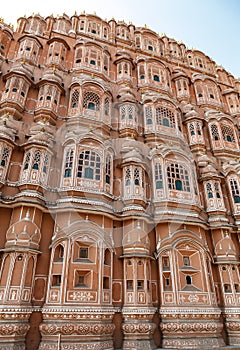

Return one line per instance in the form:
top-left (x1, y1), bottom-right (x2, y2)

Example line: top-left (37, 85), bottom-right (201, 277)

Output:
top-left (210, 124), bottom-right (220, 141)
top-left (167, 163), bottom-right (190, 192)
top-left (32, 151), bottom-right (41, 170)
top-left (77, 150), bottom-right (101, 180)
top-left (71, 89), bottom-right (79, 108)
top-left (156, 107), bottom-right (175, 128)
top-left (23, 152), bottom-right (31, 170)
top-left (145, 106), bottom-right (153, 124)
top-left (43, 154), bottom-right (49, 174)
top-left (83, 91), bottom-right (100, 111)
top-left (206, 182), bottom-right (213, 198)
top-left (0, 147), bottom-right (10, 167)
top-left (125, 167), bottom-right (131, 186)
top-left (221, 124), bottom-right (235, 143)
top-left (155, 163), bottom-right (163, 189)
top-left (134, 168), bottom-right (140, 186)
top-left (105, 156), bottom-right (111, 185)
top-left (64, 149), bottom-right (74, 178)
top-left (104, 97), bottom-right (110, 116)
top-left (230, 179), bottom-right (240, 203)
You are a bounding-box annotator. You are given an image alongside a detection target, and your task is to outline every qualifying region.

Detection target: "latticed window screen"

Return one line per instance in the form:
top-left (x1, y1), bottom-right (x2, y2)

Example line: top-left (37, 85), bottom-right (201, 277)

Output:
top-left (120, 105), bottom-right (126, 120)
top-left (221, 125), bottom-right (235, 142)
top-left (83, 91), bottom-right (100, 111)
top-left (229, 179), bottom-right (240, 203)
top-left (104, 97), bottom-right (110, 116)
top-left (43, 154), bottom-right (49, 174)
top-left (134, 168), bottom-right (140, 186)
top-left (128, 105), bottom-right (134, 119)
top-left (125, 167), bottom-right (131, 185)
top-left (145, 106), bottom-right (153, 124)
top-left (77, 150), bottom-right (101, 180)
top-left (214, 182), bottom-right (221, 198)
top-left (23, 152), bottom-right (31, 170)
top-left (155, 163), bottom-right (163, 189)
top-left (120, 104), bottom-right (135, 120)
top-left (196, 122), bottom-right (202, 135)
top-left (32, 151), bottom-right (41, 170)
top-left (105, 156), bottom-right (111, 184)
top-left (189, 123), bottom-right (195, 135)
top-left (156, 107), bottom-right (175, 128)
top-left (167, 163), bottom-right (190, 192)
top-left (206, 183), bottom-right (213, 198)
top-left (210, 124), bottom-right (220, 141)
top-left (71, 89), bottom-right (80, 108)
top-left (0, 147), bottom-right (10, 167)
top-left (64, 149), bottom-right (74, 178)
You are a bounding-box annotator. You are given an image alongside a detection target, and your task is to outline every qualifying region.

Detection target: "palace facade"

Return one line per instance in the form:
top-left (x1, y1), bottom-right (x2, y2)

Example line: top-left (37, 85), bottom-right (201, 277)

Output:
top-left (0, 12), bottom-right (239, 350)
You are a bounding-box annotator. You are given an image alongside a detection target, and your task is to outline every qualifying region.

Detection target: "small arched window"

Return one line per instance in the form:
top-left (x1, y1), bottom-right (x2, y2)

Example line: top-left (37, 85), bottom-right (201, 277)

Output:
top-left (0, 147), bottom-right (10, 167)
top-left (210, 124), bottom-right (220, 141)
top-left (229, 178), bottom-right (240, 203)
top-left (186, 275), bottom-right (192, 285)
top-left (155, 163), bottom-right (163, 189)
top-left (221, 124), bottom-right (235, 143)
top-left (32, 151), bottom-right (41, 170)
top-left (125, 167), bottom-right (131, 186)
top-left (63, 149), bottom-right (74, 178)
top-left (23, 152), bottom-right (31, 170)
top-left (206, 183), bottom-right (213, 198)
top-left (70, 89), bottom-right (79, 109)
top-left (105, 156), bottom-right (111, 185)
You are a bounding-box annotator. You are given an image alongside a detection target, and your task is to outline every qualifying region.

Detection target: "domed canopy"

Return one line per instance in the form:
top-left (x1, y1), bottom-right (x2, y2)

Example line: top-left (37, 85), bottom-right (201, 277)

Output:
top-left (6, 212), bottom-right (40, 250)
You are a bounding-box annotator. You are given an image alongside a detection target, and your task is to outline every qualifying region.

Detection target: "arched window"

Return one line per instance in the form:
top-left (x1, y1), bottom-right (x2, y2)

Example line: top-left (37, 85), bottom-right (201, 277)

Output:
top-left (77, 150), bottom-right (101, 180)
top-left (0, 147), bottom-right (10, 167)
top-left (229, 178), bottom-right (240, 203)
top-left (189, 123), bottom-right (195, 136)
top-left (43, 154), bottom-right (49, 174)
top-left (155, 163), bottom-right (163, 189)
top-left (125, 167), bottom-right (131, 186)
top-left (134, 168), bottom-right (140, 185)
top-left (23, 152), bottom-right (31, 170)
top-left (32, 151), bottom-right (41, 170)
top-left (145, 106), bottom-right (153, 125)
top-left (63, 149), bottom-right (74, 178)
top-left (70, 89), bottom-right (79, 109)
top-left (83, 91), bottom-right (100, 111)
top-left (105, 156), bottom-right (111, 185)
top-left (120, 104), bottom-right (136, 127)
top-left (54, 245), bottom-right (64, 262)
top-left (138, 65), bottom-right (145, 81)
top-left (221, 125), bottom-right (235, 143)
top-left (186, 275), bottom-right (192, 285)
top-left (104, 97), bottom-right (110, 116)
top-left (167, 163), bottom-right (190, 192)
top-left (206, 183), bottom-right (213, 198)
top-left (75, 47), bottom-right (82, 64)
top-left (210, 124), bottom-right (220, 141)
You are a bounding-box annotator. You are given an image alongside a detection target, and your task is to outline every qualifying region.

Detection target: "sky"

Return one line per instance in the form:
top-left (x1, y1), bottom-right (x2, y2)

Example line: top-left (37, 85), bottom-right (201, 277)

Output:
top-left (1, 0), bottom-right (240, 78)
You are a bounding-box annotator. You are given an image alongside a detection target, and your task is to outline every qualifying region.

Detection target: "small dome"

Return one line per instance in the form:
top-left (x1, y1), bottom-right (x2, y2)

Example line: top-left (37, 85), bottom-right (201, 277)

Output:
top-left (215, 234), bottom-right (236, 260)
top-left (6, 211), bottom-right (40, 249)
top-left (122, 224), bottom-right (150, 256)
